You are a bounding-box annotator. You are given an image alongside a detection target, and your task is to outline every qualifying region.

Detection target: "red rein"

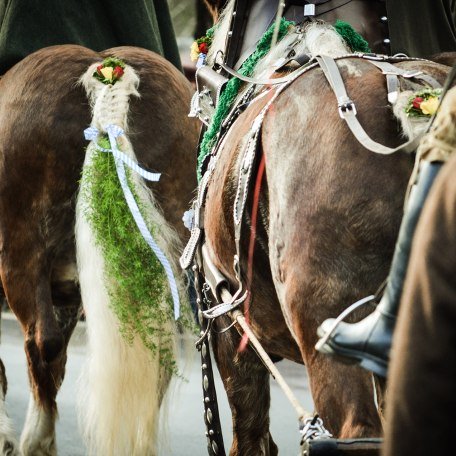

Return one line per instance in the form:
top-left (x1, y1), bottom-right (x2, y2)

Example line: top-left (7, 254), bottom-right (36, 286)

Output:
top-left (239, 153), bottom-right (266, 352)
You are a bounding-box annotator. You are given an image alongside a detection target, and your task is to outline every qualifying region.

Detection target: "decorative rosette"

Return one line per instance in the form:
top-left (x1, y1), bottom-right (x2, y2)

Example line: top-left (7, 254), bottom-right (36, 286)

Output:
top-left (405, 88), bottom-right (443, 117)
top-left (190, 28), bottom-right (214, 68)
top-left (93, 57), bottom-right (126, 85)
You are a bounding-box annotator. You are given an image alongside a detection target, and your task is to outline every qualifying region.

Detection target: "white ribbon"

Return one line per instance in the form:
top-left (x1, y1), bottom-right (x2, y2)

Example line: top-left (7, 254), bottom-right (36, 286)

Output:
top-left (84, 124), bottom-right (181, 319)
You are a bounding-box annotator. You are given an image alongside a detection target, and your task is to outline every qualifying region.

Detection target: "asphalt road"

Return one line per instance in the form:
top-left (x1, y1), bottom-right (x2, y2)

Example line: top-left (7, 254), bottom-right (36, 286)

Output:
top-left (1, 313), bottom-right (313, 455)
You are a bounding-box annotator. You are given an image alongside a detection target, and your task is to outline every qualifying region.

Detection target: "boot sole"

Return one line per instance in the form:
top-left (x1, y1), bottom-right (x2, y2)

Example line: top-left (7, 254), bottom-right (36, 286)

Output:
top-left (316, 328), bottom-right (387, 378)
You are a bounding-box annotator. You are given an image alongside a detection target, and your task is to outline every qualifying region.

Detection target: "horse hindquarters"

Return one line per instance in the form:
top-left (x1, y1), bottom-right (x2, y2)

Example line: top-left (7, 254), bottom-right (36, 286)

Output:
top-left (262, 68), bottom-right (414, 437)
top-left (0, 46), bottom-right (98, 455)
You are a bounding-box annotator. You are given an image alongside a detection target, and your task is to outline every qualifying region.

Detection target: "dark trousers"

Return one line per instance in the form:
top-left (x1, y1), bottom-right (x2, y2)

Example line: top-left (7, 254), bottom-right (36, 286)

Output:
top-left (383, 128), bottom-right (456, 453)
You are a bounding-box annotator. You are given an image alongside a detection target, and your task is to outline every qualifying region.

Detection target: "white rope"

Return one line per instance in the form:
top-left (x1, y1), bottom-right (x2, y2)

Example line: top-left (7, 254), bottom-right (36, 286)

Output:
top-left (231, 309), bottom-right (313, 424)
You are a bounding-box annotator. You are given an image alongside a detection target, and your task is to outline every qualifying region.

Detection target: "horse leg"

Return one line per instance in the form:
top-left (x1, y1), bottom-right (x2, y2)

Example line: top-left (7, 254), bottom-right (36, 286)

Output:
top-left (269, 242), bottom-right (383, 437)
top-left (21, 259), bottom-right (80, 456)
top-left (212, 319), bottom-right (278, 456)
top-left (304, 351), bottom-right (380, 437)
top-left (1, 246), bottom-right (67, 456)
top-left (21, 281), bottom-right (80, 456)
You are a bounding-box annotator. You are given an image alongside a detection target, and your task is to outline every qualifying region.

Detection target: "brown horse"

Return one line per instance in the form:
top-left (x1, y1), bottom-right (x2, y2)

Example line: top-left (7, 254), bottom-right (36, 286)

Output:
top-left (0, 45), bottom-right (198, 455)
top-left (194, 2), bottom-right (452, 454)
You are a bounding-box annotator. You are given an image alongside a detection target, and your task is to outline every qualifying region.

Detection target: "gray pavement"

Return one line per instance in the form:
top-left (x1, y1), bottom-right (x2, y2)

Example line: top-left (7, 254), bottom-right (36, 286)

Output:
top-left (1, 313), bottom-right (313, 455)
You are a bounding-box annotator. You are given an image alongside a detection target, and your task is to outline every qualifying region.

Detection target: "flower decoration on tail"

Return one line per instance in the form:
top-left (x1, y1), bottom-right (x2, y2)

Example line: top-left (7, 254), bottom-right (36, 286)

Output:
top-left (93, 57), bottom-right (126, 85)
top-left (405, 88), bottom-right (443, 117)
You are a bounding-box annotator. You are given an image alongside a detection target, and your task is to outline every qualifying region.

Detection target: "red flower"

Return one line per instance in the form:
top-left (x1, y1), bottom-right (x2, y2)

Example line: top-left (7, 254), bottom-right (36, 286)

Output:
top-left (199, 42), bottom-right (209, 54)
top-left (96, 64), bottom-right (104, 76)
top-left (113, 66), bottom-right (124, 80)
top-left (412, 97), bottom-right (423, 109)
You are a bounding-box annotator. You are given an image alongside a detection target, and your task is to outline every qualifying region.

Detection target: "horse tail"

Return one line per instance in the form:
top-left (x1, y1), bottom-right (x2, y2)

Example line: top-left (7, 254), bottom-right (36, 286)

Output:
top-left (75, 62), bottom-right (180, 455)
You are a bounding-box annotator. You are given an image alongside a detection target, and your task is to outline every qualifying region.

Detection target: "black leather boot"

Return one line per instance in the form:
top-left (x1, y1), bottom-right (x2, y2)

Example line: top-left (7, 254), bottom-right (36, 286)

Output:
top-left (315, 161), bottom-right (443, 377)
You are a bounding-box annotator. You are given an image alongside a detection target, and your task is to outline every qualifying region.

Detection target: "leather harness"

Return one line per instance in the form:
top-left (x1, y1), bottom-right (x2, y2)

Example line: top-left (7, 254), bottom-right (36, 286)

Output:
top-left (182, 3), bottom-right (443, 454)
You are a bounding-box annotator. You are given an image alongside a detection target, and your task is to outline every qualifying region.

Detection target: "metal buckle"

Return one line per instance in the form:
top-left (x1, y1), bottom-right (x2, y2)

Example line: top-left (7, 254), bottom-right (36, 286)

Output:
top-left (303, 4), bottom-right (315, 16)
top-left (356, 52), bottom-right (387, 61)
top-left (338, 99), bottom-right (357, 118)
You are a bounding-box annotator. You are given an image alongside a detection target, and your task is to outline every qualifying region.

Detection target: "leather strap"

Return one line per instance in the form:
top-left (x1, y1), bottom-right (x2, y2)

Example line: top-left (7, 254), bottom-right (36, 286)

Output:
top-left (224, 0), bottom-right (252, 69)
top-left (316, 54), bottom-right (437, 155)
top-left (234, 0), bottom-right (279, 70)
top-left (368, 60), bottom-right (441, 103)
top-left (180, 160), bottom-right (216, 270)
top-left (193, 265), bottom-right (226, 456)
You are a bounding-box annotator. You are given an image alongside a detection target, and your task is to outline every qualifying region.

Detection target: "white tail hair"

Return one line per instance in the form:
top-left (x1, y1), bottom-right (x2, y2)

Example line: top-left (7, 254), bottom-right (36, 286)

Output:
top-left (76, 63), bottom-right (181, 455)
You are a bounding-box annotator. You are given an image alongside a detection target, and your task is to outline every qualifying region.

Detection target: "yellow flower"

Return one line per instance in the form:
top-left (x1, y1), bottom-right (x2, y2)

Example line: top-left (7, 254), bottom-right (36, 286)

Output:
top-left (100, 66), bottom-right (113, 81)
top-left (190, 41), bottom-right (200, 62)
top-left (420, 97), bottom-right (439, 115)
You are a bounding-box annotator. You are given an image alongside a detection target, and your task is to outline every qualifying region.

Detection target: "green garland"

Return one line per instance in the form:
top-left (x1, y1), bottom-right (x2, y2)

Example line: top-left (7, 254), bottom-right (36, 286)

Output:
top-left (80, 137), bottom-right (194, 375)
top-left (197, 18), bottom-right (294, 180)
top-left (334, 20), bottom-right (371, 53)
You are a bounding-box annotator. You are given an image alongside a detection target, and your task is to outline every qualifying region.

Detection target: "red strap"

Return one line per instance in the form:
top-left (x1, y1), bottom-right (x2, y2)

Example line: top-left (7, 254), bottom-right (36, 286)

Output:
top-left (239, 153), bottom-right (266, 352)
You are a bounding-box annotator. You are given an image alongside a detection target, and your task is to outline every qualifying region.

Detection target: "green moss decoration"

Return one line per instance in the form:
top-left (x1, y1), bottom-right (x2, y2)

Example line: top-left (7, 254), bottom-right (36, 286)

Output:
top-left (334, 20), bottom-right (371, 53)
top-left (197, 18), bottom-right (294, 180)
top-left (80, 136), bottom-right (194, 375)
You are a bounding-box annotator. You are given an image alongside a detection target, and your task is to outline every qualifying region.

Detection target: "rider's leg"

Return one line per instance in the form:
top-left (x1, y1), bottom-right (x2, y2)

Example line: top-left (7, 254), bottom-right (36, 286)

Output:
top-left (316, 159), bottom-right (443, 377)
top-left (384, 152), bottom-right (456, 456)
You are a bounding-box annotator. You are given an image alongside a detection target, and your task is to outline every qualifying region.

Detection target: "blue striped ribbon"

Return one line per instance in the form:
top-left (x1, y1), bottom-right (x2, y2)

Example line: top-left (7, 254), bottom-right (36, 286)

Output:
top-left (84, 125), bottom-right (161, 182)
top-left (84, 125), bottom-right (181, 319)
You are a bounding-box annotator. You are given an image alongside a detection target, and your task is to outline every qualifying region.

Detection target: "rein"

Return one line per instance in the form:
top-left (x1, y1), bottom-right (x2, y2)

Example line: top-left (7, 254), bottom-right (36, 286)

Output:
top-left (238, 153), bottom-right (266, 351)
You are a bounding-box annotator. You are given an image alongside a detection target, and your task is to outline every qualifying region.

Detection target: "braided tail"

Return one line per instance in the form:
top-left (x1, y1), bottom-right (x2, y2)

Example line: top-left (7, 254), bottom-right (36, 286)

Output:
top-left (75, 62), bottom-right (178, 455)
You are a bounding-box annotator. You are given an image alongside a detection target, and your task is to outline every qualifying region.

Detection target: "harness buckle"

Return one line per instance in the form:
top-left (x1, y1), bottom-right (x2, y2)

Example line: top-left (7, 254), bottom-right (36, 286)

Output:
top-left (338, 98), bottom-right (357, 118)
top-left (356, 52), bottom-right (386, 61)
